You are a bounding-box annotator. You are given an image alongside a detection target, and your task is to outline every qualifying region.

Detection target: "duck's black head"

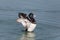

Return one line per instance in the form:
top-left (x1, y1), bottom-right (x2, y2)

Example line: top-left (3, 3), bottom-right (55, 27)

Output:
top-left (28, 13), bottom-right (34, 18)
top-left (28, 13), bottom-right (36, 23)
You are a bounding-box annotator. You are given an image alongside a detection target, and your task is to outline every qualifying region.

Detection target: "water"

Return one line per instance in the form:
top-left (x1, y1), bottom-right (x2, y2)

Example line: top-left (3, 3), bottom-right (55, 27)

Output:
top-left (0, 0), bottom-right (60, 40)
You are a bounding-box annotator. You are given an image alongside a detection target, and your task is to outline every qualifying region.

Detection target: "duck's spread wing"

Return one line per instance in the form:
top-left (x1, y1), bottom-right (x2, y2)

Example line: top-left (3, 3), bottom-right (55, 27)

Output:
top-left (17, 18), bottom-right (22, 23)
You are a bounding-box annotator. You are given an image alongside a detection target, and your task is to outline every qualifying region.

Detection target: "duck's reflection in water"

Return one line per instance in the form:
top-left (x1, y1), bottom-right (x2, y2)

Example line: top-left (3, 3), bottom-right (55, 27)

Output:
top-left (19, 32), bottom-right (36, 40)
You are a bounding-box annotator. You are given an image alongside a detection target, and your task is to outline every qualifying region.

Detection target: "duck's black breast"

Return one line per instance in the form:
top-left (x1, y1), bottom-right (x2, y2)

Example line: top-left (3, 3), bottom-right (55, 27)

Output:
top-left (26, 17), bottom-right (36, 24)
top-left (30, 18), bottom-right (36, 24)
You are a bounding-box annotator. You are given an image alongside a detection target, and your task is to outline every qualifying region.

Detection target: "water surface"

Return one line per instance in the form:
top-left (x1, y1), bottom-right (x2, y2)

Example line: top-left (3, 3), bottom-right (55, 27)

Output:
top-left (0, 0), bottom-right (60, 40)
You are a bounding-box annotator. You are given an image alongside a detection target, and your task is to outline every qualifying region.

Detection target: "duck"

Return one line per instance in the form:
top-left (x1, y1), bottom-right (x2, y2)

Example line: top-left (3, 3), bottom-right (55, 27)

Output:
top-left (17, 12), bottom-right (36, 32)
